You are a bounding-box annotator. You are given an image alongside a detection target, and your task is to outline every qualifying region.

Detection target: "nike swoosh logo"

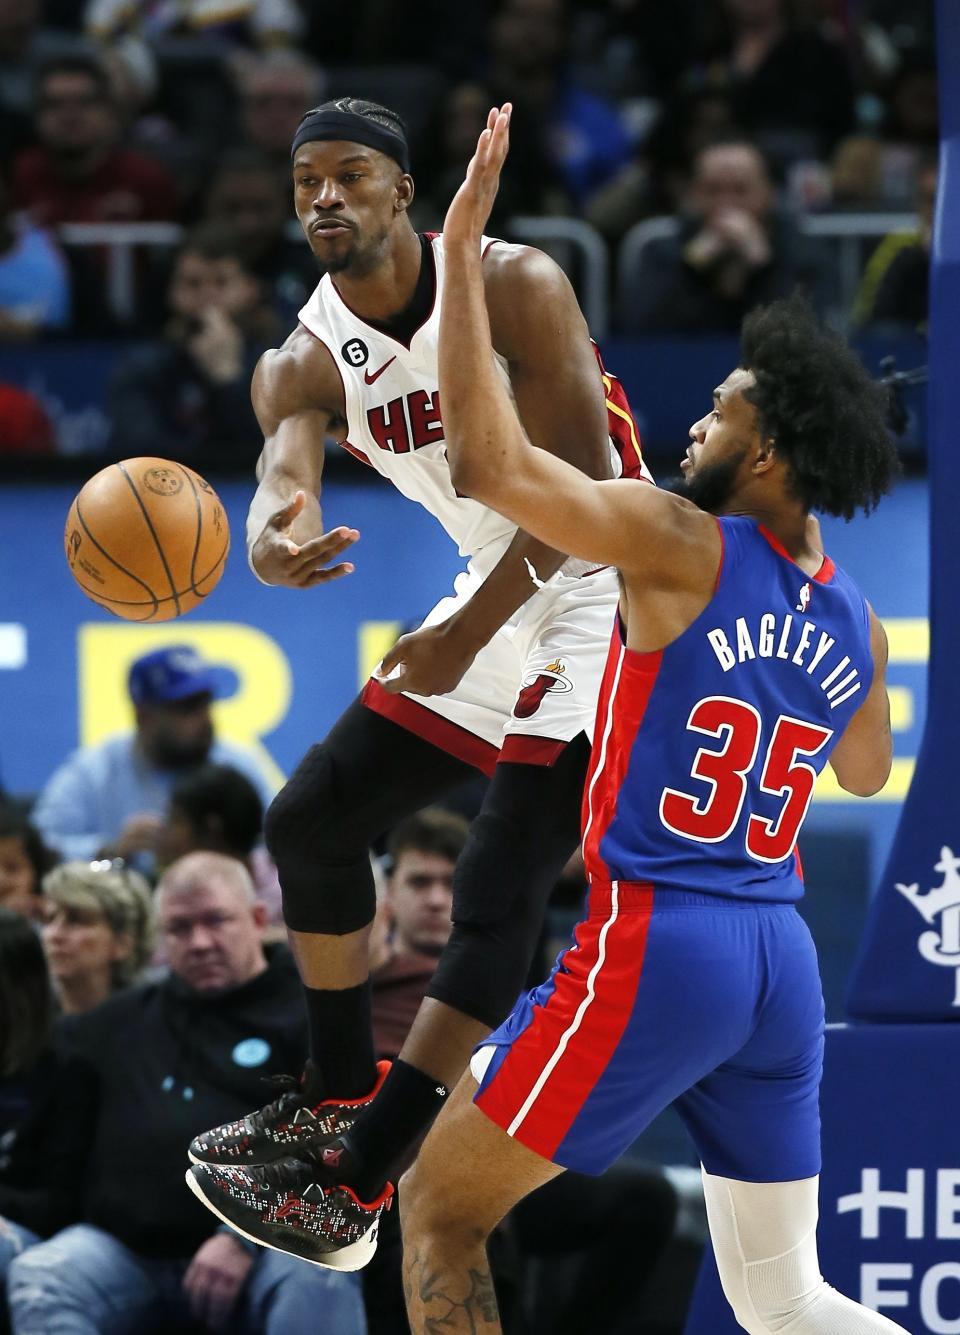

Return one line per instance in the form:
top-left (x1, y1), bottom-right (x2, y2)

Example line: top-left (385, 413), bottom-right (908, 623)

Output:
top-left (321, 1147), bottom-right (344, 1167)
top-left (364, 357), bottom-right (396, 384)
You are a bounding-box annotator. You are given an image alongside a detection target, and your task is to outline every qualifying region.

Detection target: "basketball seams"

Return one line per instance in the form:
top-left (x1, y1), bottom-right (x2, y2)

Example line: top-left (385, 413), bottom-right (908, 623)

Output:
top-left (73, 498), bottom-right (160, 619)
top-left (73, 542), bottom-right (230, 611)
top-left (177, 463), bottom-right (205, 597)
top-left (66, 458), bottom-right (229, 622)
top-left (117, 460), bottom-right (182, 617)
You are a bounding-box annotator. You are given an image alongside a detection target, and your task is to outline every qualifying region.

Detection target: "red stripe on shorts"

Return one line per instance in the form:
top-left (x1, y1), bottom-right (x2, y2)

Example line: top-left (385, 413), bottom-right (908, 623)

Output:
top-left (476, 880), bottom-right (653, 1161)
top-left (581, 635), bottom-right (662, 883)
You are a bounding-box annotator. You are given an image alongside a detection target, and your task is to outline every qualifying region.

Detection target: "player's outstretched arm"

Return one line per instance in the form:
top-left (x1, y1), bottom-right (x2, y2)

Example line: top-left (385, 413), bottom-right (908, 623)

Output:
top-left (440, 106), bottom-right (702, 580)
top-left (246, 339), bottom-right (358, 589)
top-left (828, 607), bottom-right (893, 796)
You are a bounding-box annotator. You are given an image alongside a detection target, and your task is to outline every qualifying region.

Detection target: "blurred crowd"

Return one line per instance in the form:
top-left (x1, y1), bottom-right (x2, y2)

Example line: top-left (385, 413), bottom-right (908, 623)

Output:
top-left (0, 640), bottom-right (692, 1335)
top-left (0, 0), bottom-right (937, 459)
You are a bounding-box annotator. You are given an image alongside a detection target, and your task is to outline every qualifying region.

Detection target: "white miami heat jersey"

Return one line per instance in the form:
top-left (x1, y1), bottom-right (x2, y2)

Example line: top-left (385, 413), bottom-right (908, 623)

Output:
top-left (298, 233), bottom-right (642, 575)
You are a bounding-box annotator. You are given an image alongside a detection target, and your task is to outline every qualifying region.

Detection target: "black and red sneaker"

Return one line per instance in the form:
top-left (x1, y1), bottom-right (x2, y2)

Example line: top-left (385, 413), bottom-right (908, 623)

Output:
top-left (185, 1157), bottom-right (393, 1271)
top-left (187, 1062), bottom-right (390, 1168)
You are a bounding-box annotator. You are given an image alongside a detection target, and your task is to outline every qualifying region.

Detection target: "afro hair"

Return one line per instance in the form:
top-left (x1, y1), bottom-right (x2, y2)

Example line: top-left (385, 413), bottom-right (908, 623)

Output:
top-left (740, 296), bottom-right (900, 520)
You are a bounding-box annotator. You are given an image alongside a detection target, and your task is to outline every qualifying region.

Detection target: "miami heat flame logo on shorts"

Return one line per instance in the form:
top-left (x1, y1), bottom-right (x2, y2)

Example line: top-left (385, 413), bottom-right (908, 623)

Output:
top-left (513, 659), bottom-right (573, 719)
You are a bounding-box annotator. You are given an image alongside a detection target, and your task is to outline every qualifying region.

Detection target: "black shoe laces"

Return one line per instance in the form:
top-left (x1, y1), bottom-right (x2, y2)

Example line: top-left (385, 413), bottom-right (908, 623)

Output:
top-left (248, 1075), bottom-right (306, 1132)
top-left (255, 1155), bottom-right (331, 1196)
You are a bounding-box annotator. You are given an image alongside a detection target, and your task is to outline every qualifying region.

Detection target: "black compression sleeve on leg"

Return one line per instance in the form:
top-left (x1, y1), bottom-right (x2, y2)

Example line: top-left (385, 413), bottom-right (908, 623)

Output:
top-left (266, 697), bottom-right (475, 935)
top-left (327, 747), bottom-right (590, 1196)
top-left (325, 738), bottom-right (590, 1190)
top-left (265, 698), bottom-right (475, 1101)
top-left (427, 734), bottom-right (591, 1028)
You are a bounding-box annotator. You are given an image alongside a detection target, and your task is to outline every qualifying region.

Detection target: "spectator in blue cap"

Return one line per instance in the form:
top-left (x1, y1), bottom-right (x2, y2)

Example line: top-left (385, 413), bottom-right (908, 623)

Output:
top-left (32, 645), bottom-right (276, 870)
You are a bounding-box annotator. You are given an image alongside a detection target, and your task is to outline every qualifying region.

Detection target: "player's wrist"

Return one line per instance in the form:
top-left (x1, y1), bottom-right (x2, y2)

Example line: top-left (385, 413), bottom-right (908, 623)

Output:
top-left (444, 232), bottom-right (482, 260)
top-left (441, 608), bottom-right (492, 653)
top-left (247, 545), bottom-right (274, 586)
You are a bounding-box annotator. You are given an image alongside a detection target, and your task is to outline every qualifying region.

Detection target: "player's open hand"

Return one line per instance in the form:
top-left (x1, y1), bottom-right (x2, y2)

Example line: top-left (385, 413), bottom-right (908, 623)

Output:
top-left (374, 619), bottom-right (481, 697)
top-left (250, 489), bottom-right (359, 588)
top-left (443, 104), bottom-right (512, 247)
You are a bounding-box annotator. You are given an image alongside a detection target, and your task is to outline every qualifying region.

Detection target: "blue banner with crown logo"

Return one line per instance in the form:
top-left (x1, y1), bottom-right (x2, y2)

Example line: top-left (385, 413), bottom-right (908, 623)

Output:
top-left (846, 0), bottom-right (960, 1023)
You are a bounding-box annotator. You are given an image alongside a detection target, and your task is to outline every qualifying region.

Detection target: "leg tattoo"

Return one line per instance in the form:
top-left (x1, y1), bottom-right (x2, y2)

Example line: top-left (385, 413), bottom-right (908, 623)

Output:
top-left (404, 1245), bottom-right (501, 1334)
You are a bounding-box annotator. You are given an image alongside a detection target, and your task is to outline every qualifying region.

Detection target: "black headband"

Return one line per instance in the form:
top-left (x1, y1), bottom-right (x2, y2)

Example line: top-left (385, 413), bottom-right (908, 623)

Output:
top-left (291, 109), bottom-right (410, 173)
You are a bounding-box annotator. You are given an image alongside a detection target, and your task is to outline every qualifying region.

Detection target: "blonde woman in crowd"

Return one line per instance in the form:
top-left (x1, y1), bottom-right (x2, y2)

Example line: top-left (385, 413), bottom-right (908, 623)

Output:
top-left (41, 860), bottom-right (153, 1015)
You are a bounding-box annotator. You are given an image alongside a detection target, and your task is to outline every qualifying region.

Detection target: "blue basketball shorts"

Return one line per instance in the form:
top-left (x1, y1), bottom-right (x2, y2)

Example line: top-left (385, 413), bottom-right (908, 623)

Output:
top-left (471, 882), bottom-right (825, 1182)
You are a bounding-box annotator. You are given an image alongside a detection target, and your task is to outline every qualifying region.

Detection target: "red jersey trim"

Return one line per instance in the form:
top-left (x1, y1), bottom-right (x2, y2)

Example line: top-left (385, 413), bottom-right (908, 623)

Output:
top-left (582, 642), bottom-right (663, 883)
top-left (758, 524), bottom-right (835, 584)
top-left (593, 341), bottom-right (646, 479)
top-left (499, 735), bottom-right (568, 767)
top-left (712, 515), bottom-right (726, 594)
top-left (339, 440), bottom-right (372, 467)
top-left (362, 679), bottom-right (499, 776)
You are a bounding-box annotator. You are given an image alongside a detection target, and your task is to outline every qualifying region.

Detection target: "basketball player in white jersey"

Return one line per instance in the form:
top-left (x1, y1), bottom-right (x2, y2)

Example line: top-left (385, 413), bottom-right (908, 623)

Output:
top-left (186, 97), bottom-right (648, 1268)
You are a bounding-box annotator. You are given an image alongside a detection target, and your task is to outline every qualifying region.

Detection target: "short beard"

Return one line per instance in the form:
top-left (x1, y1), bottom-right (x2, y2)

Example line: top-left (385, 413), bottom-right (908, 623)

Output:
top-left (312, 225), bottom-right (390, 279)
top-left (663, 448), bottom-right (747, 514)
top-left (313, 247), bottom-right (354, 277)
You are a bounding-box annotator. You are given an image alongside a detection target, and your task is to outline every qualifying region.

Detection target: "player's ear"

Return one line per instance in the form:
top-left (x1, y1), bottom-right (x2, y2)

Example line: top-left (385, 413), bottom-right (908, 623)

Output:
top-left (753, 435), bottom-right (777, 474)
top-left (395, 173), bottom-right (414, 214)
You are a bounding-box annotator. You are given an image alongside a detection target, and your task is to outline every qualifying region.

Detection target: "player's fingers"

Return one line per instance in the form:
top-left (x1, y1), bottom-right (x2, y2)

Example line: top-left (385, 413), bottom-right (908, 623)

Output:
top-left (275, 529), bottom-right (357, 576)
top-left (474, 128), bottom-right (492, 171)
top-left (492, 107), bottom-right (511, 164)
top-left (298, 561), bottom-right (355, 587)
top-left (294, 528), bottom-right (359, 561)
top-left (379, 642), bottom-right (404, 674)
top-left (268, 490), bottom-right (305, 530)
top-left (260, 535), bottom-right (316, 572)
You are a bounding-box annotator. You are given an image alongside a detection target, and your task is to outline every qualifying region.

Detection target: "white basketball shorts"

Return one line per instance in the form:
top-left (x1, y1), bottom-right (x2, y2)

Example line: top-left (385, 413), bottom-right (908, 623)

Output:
top-left (362, 563), bottom-right (619, 775)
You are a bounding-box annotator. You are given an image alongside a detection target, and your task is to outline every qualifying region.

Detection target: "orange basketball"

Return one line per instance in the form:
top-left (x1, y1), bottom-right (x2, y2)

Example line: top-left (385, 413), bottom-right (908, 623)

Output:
top-left (64, 458), bottom-right (230, 621)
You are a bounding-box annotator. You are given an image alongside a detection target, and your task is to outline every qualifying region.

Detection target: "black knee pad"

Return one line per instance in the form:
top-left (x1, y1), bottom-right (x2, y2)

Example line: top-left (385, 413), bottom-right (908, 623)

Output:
top-left (448, 809), bottom-right (536, 927)
top-left (426, 759), bottom-right (584, 1025)
top-left (427, 809), bottom-right (563, 1026)
top-left (428, 915), bottom-right (543, 1029)
top-left (265, 743), bottom-right (376, 936)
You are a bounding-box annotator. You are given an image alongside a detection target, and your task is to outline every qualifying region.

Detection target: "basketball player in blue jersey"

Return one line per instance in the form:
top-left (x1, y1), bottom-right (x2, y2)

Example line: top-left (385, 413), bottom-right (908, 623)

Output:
top-left (399, 108), bottom-right (906, 1335)
top-left (186, 98), bottom-right (650, 1263)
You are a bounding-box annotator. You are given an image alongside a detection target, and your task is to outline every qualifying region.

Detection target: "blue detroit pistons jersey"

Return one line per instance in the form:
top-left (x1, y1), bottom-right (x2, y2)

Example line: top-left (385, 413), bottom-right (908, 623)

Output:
top-left (582, 515), bottom-right (874, 900)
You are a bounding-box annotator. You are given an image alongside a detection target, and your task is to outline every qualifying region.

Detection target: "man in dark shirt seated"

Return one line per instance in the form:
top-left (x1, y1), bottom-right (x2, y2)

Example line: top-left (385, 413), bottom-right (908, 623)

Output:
top-left (105, 226), bottom-right (276, 465)
top-left (620, 140), bottom-right (826, 334)
top-left (6, 853), bottom-right (366, 1335)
